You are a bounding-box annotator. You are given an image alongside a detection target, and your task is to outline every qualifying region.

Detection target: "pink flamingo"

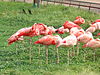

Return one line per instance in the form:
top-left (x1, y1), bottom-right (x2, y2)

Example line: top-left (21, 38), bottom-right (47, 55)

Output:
top-left (92, 19), bottom-right (100, 24)
top-left (70, 27), bottom-right (85, 57)
top-left (8, 23), bottom-right (49, 63)
top-left (77, 32), bottom-right (94, 61)
top-left (86, 26), bottom-right (96, 33)
top-left (83, 38), bottom-right (100, 62)
top-left (77, 32), bottom-right (93, 44)
top-left (86, 22), bottom-right (100, 33)
top-left (40, 26), bottom-right (57, 35)
top-left (63, 21), bottom-right (81, 29)
top-left (74, 16), bottom-right (85, 25)
top-left (56, 34), bottom-right (77, 64)
top-left (34, 35), bottom-right (62, 64)
top-left (70, 27), bottom-right (85, 37)
top-left (8, 32), bottom-right (24, 45)
top-left (56, 26), bottom-right (69, 34)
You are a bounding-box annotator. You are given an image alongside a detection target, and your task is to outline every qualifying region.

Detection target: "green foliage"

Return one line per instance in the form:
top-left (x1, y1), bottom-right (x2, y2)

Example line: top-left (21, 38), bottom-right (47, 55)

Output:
top-left (0, 1), bottom-right (100, 75)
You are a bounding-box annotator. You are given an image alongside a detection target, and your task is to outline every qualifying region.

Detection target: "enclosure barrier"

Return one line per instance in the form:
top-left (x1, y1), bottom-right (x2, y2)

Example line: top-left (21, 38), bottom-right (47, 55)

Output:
top-left (1, 0), bottom-right (100, 13)
top-left (43, 0), bottom-right (100, 13)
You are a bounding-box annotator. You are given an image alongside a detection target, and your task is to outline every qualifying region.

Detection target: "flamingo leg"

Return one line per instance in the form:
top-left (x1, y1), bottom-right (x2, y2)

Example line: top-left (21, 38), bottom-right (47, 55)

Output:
top-left (29, 37), bottom-right (32, 64)
top-left (38, 36), bottom-right (41, 64)
top-left (67, 49), bottom-right (70, 65)
top-left (77, 43), bottom-right (80, 56)
top-left (21, 40), bottom-right (25, 52)
top-left (93, 49), bottom-right (96, 62)
top-left (15, 43), bottom-right (18, 55)
top-left (72, 46), bottom-right (75, 64)
top-left (56, 48), bottom-right (59, 64)
top-left (38, 44), bottom-right (41, 64)
top-left (72, 46), bottom-right (75, 56)
top-left (45, 46), bottom-right (48, 64)
top-left (83, 50), bottom-right (86, 62)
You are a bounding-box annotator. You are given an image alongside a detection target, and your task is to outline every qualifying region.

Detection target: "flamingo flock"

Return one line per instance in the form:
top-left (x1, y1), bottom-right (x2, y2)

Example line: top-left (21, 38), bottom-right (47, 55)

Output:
top-left (8, 16), bottom-right (100, 64)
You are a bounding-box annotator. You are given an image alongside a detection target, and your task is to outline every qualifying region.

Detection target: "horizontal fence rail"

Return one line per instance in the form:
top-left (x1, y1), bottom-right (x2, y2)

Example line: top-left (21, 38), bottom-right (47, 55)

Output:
top-left (0, 0), bottom-right (100, 13)
top-left (43, 0), bottom-right (100, 13)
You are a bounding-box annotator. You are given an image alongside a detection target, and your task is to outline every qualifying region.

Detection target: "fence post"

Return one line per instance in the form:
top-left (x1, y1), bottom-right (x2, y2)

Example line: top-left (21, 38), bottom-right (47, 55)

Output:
top-left (24, 0), bottom-right (25, 2)
top-left (61, 0), bottom-right (63, 5)
top-left (78, 2), bottom-right (80, 8)
top-left (89, 3), bottom-right (91, 11)
top-left (69, 0), bottom-right (71, 7)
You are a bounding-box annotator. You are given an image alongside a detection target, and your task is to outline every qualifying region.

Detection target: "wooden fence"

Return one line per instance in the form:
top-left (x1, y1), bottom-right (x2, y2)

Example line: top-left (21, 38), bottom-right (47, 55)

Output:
top-left (0, 0), bottom-right (100, 13)
top-left (43, 0), bottom-right (100, 13)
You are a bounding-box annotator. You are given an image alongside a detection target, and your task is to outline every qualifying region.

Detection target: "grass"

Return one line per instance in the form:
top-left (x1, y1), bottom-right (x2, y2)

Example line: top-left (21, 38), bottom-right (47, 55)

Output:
top-left (0, 1), bottom-right (100, 75)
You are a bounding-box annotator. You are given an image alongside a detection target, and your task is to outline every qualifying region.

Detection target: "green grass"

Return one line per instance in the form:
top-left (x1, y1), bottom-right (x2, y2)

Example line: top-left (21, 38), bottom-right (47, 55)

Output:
top-left (0, 1), bottom-right (100, 75)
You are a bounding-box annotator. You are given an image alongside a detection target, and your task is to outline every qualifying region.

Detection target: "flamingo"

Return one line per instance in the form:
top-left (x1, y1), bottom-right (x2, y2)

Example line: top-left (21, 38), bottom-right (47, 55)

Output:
top-left (92, 19), bottom-right (100, 24)
top-left (40, 26), bottom-right (57, 35)
top-left (56, 26), bottom-right (69, 34)
top-left (77, 31), bottom-right (94, 61)
top-left (95, 19), bottom-right (100, 23)
top-left (91, 22), bottom-right (100, 30)
top-left (63, 21), bottom-right (81, 29)
top-left (74, 16), bottom-right (85, 25)
top-left (47, 26), bottom-right (57, 35)
top-left (86, 22), bottom-right (100, 33)
top-left (56, 34), bottom-right (77, 47)
top-left (8, 26), bottom-right (37, 63)
top-left (69, 27), bottom-right (85, 58)
top-left (83, 38), bottom-right (100, 48)
top-left (8, 23), bottom-right (49, 63)
top-left (86, 26), bottom-right (96, 33)
top-left (83, 38), bottom-right (100, 62)
top-left (33, 25), bottom-right (56, 61)
top-left (34, 35), bottom-right (62, 64)
top-left (56, 34), bottom-right (77, 65)
top-left (70, 27), bottom-right (85, 37)
top-left (77, 32), bottom-right (93, 44)
top-left (8, 32), bottom-right (24, 45)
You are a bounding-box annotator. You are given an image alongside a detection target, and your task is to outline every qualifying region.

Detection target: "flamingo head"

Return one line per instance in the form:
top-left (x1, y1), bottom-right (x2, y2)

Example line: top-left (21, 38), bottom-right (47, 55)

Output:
top-left (76, 16), bottom-right (81, 19)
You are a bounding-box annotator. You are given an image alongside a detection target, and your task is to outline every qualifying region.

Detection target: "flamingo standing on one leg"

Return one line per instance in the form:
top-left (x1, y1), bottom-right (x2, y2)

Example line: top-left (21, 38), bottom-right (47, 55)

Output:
top-left (34, 35), bottom-right (62, 64)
